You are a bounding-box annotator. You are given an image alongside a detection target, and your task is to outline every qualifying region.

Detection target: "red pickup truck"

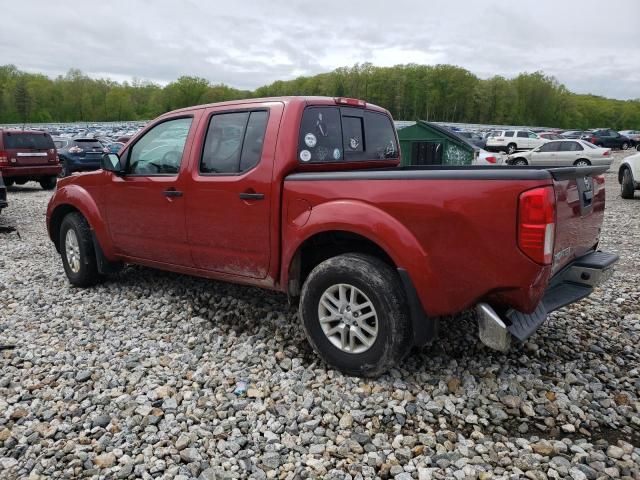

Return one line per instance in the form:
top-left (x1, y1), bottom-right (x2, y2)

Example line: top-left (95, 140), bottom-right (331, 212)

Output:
top-left (46, 97), bottom-right (617, 376)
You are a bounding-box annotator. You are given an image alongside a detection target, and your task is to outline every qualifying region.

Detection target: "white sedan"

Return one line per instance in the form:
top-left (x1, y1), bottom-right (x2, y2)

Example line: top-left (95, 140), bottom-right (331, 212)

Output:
top-left (506, 139), bottom-right (612, 167)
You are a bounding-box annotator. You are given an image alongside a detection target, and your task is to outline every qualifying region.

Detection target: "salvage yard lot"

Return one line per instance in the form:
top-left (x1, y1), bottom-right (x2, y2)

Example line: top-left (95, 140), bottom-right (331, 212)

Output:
top-left (1, 152), bottom-right (639, 479)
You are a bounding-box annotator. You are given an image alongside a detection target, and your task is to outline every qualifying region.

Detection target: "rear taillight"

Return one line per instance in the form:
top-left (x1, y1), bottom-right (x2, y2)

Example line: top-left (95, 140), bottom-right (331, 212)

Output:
top-left (485, 156), bottom-right (497, 164)
top-left (518, 186), bottom-right (556, 265)
top-left (334, 97), bottom-right (367, 107)
top-left (0, 151), bottom-right (7, 165)
top-left (69, 146), bottom-right (83, 154)
top-left (603, 150), bottom-right (610, 156)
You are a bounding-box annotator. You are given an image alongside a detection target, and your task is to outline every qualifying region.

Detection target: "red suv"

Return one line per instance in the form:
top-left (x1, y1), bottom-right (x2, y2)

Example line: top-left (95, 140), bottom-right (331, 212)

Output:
top-left (0, 130), bottom-right (61, 189)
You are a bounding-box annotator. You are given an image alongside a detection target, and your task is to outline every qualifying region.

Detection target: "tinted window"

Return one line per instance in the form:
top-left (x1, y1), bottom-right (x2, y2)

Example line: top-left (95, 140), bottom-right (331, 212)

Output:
top-left (560, 141), bottom-right (583, 151)
top-left (504, 131), bottom-right (514, 137)
top-left (517, 131), bottom-right (528, 138)
top-left (3, 132), bottom-right (54, 150)
top-left (239, 111), bottom-right (268, 172)
top-left (538, 142), bottom-right (561, 152)
top-left (128, 117), bottom-right (192, 175)
top-left (298, 107), bottom-right (398, 163)
top-left (201, 110), bottom-right (268, 174)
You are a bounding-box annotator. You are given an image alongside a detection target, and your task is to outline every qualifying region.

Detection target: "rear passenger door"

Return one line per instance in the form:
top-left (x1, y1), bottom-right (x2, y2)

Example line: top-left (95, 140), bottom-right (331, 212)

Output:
top-left (185, 102), bottom-right (283, 279)
top-left (516, 130), bottom-right (530, 149)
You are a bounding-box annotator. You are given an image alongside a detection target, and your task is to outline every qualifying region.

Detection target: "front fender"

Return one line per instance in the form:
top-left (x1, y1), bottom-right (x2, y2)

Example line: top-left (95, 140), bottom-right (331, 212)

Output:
top-left (281, 199), bottom-right (432, 312)
top-left (47, 183), bottom-right (115, 259)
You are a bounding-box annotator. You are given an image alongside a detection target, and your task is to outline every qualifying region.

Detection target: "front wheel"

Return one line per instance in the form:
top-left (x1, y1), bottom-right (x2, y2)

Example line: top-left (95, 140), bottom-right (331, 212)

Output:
top-left (39, 176), bottom-right (57, 190)
top-left (621, 168), bottom-right (635, 199)
top-left (59, 212), bottom-right (100, 287)
top-left (506, 143), bottom-right (517, 155)
top-left (299, 253), bottom-right (411, 377)
top-left (621, 142), bottom-right (629, 150)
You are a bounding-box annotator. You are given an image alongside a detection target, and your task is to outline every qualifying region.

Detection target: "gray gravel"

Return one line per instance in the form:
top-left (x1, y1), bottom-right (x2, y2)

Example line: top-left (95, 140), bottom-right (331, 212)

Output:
top-left (1, 151), bottom-right (639, 479)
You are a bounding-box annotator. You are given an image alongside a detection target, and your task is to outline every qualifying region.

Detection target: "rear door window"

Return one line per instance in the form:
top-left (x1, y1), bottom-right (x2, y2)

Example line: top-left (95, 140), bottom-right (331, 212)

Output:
top-left (200, 110), bottom-right (269, 174)
top-left (504, 131), bottom-right (514, 137)
top-left (517, 131), bottom-right (528, 138)
top-left (298, 107), bottom-right (398, 163)
top-left (3, 132), bottom-right (54, 150)
top-left (538, 142), bottom-right (561, 152)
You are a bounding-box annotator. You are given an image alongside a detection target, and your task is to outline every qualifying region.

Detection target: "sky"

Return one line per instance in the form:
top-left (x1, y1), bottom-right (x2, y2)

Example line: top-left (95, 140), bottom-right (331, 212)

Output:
top-left (2, 0), bottom-right (639, 100)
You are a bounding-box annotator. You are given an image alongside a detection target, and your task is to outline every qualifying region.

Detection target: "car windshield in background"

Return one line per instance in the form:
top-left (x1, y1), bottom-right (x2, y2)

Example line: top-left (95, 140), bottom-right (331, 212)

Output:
top-left (3, 132), bottom-right (54, 150)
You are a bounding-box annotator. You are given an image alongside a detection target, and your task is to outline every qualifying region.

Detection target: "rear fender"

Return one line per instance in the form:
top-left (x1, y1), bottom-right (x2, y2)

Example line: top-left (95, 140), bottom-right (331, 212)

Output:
top-left (48, 184), bottom-right (115, 259)
top-left (281, 199), bottom-right (431, 311)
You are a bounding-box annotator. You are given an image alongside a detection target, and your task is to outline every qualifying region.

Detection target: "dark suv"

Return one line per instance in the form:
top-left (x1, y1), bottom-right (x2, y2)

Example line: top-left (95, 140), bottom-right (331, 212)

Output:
top-left (582, 129), bottom-right (631, 150)
top-left (0, 130), bottom-right (61, 189)
top-left (58, 138), bottom-right (108, 177)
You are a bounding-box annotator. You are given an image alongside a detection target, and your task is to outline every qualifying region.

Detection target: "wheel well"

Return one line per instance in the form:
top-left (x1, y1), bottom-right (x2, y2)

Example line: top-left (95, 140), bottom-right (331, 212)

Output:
top-left (49, 204), bottom-right (81, 251)
top-left (287, 231), bottom-right (395, 297)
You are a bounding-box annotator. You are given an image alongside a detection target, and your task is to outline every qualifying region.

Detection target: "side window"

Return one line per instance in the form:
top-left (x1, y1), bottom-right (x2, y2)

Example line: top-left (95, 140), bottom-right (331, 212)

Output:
top-left (528, 132), bottom-right (538, 138)
top-left (538, 142), bottom-right (560, 152)
top-left (200, 110), bottom-right (269, 174)
top-left (504, 131), bottom-right (514, 137)
top-left (568, 141), bottom-right (583, 151)
top-left (128, 117), bottom-right (192, 175)
top-left (517, 131), bottom-right (528, 138)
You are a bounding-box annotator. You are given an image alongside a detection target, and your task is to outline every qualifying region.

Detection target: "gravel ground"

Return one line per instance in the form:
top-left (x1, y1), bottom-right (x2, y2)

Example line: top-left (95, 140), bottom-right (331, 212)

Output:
top-left (1, 151), bottom-right (639, 480)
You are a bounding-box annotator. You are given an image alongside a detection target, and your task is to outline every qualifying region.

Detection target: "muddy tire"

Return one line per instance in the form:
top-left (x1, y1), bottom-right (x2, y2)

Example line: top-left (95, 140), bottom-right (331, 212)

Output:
top-left (299, 253), bottom-right (411, 377)
top-left (621, 168), bottom-right (635, 199)
top-left (39, 176), bottom-right (57, 190)
top-left (59, 212), bottom-right (100, 287)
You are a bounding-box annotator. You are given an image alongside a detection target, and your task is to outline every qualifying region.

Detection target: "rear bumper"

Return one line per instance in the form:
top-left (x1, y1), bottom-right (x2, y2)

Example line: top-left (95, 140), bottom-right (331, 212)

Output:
top-left (1, 165), bottom-right (62, 177)
top-left (478, 250), bottom-right (618, 350)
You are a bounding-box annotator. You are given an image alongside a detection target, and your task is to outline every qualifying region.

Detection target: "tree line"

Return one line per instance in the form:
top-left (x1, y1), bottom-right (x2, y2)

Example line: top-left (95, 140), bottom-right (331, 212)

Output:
top-left (1, 63), bottom-right (638, 129)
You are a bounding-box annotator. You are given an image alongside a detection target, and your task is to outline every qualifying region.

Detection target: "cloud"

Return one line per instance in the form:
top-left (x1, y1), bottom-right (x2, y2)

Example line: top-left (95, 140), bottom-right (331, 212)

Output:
top-left (1, 0), bottom-right (638, 99)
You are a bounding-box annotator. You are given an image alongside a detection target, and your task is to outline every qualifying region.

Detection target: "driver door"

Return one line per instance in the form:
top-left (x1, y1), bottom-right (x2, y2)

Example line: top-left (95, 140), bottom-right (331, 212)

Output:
top-left (104, 115), bottom-right (200, 266)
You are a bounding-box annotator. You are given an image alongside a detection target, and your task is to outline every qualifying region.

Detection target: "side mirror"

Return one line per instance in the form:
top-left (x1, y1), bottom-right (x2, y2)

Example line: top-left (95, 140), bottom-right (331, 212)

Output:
top-left (102, 153), bottom-right (123, 174)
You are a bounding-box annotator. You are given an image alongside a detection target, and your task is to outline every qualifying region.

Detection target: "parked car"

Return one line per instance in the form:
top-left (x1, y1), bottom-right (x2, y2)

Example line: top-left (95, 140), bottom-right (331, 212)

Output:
top-left (475, 149), bottom-right (501, 165)
top-left (506, 140), bottom-right (612, 167)
top-left (485, 129), bottom-right (548, 154)
top-left (0, 174), bottom-right (7, 214)
top-left (455, 131), bottom-right (487, 149)
top-left (619, 130), bottom-right (640, 146)
top-left (582, 129), bottom-right (631, 150)
top-left (539, 132), bottom-right (563, 140)
top-left (619, 150), bottom-right (640, 199)
top-left (560, 130), bottom-right (584, 139)
top-left (46, 96), bottom-right (617, 376)
top-left (58, 138), bottom-right (109, 177)
top-left (52, 137), bottom-right (71, 150)
top-left (0, 129), bottom-right (61, 189)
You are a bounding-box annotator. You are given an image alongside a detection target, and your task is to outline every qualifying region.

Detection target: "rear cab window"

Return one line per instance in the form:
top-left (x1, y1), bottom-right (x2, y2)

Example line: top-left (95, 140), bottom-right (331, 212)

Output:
top-left (2, 132), bottom-right (54, 150)
top-left (298, 107), bottom-right (398, 163)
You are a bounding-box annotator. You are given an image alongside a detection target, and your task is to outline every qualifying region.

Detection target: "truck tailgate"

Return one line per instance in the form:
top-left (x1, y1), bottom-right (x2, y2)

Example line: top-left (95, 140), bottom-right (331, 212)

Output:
top-left (550, 166), bottom-right (607, 273)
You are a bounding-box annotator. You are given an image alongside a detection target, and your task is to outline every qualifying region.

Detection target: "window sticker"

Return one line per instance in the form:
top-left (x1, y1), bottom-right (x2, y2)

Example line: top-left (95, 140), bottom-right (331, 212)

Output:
top-left (304, 133), bottom-right (317, 148)
top-left (333, 148), bottom-right (341, 160)
top-left (317, 147), bottom-right (328, 161)
top-left (299, 149), bottom-right (311, 162)
top-left (316, 112), bottom-right (328, 137)
top-left (349, 137), bottom-right (360, 150)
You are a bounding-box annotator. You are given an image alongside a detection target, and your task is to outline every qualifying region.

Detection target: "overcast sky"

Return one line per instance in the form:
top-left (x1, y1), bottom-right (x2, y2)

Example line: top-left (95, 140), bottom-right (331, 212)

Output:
top-left (2, 0), bottom-right (639, 99)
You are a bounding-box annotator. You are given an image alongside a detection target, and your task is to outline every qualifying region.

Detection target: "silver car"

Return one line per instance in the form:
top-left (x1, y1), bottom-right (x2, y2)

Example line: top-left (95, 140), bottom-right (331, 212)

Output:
top-left (507, 140), bottom-right (612, 167)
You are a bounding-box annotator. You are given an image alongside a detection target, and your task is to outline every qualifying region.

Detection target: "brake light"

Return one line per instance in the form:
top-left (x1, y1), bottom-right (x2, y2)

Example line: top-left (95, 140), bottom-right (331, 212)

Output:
top-left (518, 186), bottom-right (556, 265)
top-left (0, 151), bottom-right (7, 165)
top-left (603, 150), bottom-right (610, 156)
top-left (69, 146), bottom-right (83, 154)
top-left (334, 97), bottom-right (367, 107)
top-left (485, 156), bottom-right (497, 164)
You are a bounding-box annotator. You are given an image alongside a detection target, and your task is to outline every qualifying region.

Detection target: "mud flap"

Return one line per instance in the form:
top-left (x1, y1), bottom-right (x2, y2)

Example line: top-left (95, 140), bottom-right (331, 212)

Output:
top-left (397, 268), bottom-right (436, 346)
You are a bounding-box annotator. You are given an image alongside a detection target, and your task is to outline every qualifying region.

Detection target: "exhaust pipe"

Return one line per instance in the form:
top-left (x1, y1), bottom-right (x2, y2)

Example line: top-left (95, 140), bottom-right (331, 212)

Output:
top-left (476, 303), bottom-right (511, 352)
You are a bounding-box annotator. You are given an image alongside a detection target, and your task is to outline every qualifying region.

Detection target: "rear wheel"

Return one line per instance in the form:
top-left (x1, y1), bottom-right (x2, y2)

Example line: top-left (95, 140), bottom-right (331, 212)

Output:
top-left (59, 212), bottom-right (100, 287)
top-left (574, 159), bottom-right (591, 167)
top-left (513, 158), bottom-right (528, 166)
top-left (621, 142), bottom-right (629, 150)
top-left (507, 143), bottom-right (517, 155)
top-left (4, 178), bottom-right (14, 187)
top-left (299, 253), bottom-right (411, 377)
top-left (39, 176), bottom-right (57, 190)
top-left (59, 159), bottom-right (70, 178)
top-left (621, 168), bottom-right (635, 199)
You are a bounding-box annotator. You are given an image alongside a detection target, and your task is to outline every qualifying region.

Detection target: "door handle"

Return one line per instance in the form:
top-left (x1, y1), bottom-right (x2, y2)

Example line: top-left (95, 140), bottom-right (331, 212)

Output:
top-left (163, 189), bottom-right (183, 197)
top-left (239, 192), bottom-right (265, 200)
